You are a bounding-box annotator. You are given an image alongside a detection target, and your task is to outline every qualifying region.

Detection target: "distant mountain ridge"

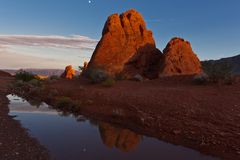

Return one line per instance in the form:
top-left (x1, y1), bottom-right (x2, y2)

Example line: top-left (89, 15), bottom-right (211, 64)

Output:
top-left (2, 55), bottom-right (239, 76)
top-left (0, 70), bottom-right (12, 77)
top-left (202, 54), bottom-right (240, 75)
top-left (3, 69), bottom-right (64, 76)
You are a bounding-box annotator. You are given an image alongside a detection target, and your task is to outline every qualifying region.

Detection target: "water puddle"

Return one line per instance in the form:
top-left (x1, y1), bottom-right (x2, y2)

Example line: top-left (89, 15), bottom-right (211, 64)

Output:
top-left (7, 94), bottom-right (219, 160)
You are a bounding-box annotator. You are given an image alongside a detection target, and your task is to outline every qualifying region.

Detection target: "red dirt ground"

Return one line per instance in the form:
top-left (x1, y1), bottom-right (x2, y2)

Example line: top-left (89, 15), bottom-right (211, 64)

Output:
top-left (40, 76), bottom-right (240, 160)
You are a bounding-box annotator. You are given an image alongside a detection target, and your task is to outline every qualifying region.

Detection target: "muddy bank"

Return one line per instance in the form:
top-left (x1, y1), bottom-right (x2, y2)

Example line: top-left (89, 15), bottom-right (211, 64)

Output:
top-left (12, 77), bottom-right (240, 160)
top-left (0, 77), bottom-right (49, 160)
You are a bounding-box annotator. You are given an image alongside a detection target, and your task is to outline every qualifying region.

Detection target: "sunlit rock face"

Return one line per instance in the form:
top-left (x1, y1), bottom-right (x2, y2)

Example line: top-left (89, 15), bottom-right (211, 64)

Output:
top-left (61, 65), bottom-right (76, 79)
top-left (98, 122), bottom-right (142, 152)
top-left (159, 38), bottom-right (202, 76)
top-left (86, 9), bottom-right (162, 79)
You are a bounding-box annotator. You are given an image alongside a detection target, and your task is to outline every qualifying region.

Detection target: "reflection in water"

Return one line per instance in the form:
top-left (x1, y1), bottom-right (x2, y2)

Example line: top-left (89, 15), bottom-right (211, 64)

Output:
top-left (7, 94), bottom-right (57, 115)
top-left (99, 122), bottom-right (142, 152)
top-left (7, 94), bottom-right (219, 160)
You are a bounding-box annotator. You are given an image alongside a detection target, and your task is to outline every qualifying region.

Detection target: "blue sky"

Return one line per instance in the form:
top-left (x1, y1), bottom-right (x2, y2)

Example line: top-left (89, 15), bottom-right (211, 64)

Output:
top-left (0, 0), bottom-right (239, 69)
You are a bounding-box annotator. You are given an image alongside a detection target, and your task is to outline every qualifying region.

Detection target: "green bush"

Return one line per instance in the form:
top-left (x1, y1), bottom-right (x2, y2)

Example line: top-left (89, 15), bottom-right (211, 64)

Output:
top-left (102, 77), bottom-right (116, 87)
top-left (28, 79), bottom-right (42, 87)
top-left (55, 97), bottom-right (81, 111)
top-left (15, 71), bottom-right (36, 82)
top-left (85, 68), bottom-right (109, 83)
top-left (45, 75), bottom-right (60, 84)
top-left (14, 80), bottom-right (25, 87)
top-left (49, 75), bottom-right (60, 80)
top-left (28, 99), bottom-right (43, 108)
top-left (193, 74), bottom-right (208, 85)
top-left (115, 72), bottom-right (126, 81)
top-left (48, 89), bottom-right (59, 97)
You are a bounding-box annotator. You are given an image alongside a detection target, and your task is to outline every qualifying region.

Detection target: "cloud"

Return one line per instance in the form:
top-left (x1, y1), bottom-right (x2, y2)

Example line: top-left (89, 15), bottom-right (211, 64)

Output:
top-left (0, 44), bottom-right (8, 50)
top-left (0, 34), bottom-right (99, 50)
top-left (0, 34), bottom-right (98, 69)
top-left (0, 50), bottom-right (65, 69)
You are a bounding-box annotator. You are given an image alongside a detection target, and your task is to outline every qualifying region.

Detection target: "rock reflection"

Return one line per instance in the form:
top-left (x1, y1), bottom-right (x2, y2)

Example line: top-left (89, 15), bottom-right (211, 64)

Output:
top-left (98, 122), bottom-right (142, 152)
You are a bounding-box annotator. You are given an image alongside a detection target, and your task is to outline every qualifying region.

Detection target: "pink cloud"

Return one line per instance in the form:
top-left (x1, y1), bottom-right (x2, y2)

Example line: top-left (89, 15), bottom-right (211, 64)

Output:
top-left (0, 49), bottom-right (72, 69)
top-left (0, 34), bottom-right (98, 50)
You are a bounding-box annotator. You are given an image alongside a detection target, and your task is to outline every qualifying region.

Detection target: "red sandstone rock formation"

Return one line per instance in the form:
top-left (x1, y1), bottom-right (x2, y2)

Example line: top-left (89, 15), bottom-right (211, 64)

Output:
top-left (159, 38), bottom-right (202, 76)
top-left (61, 65), bottom-right (75, 79)
top-left (86, 9), bottom-right (162, 79)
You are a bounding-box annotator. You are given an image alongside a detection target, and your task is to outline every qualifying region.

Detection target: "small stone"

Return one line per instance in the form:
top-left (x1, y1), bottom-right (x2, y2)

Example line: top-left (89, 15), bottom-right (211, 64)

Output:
top-left (133, 74), bottom-right (144, 82)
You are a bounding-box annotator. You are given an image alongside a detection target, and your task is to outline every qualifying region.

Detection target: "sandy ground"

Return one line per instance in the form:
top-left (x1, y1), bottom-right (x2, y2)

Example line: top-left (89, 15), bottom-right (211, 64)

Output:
top-left (36, 77), bottom-right (240, 160)
top-left (0, 76), bottom-right (49, 160)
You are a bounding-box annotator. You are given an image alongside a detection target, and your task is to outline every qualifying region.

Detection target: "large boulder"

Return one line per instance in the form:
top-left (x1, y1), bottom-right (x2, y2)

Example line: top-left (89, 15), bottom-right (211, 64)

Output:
top-left (86, 9), bottom-right (162, 79)
top-left (61, 65), bottom-right (75, 79)
top-left (159, 38), bottom-right (202, 76)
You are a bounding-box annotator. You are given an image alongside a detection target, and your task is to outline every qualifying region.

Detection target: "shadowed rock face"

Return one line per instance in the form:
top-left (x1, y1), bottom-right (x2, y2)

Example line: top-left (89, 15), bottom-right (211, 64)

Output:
top-left (159, 38), bottom-right (202, 76)
top-left (99, 122), bottom-right (142, 152)
top-left (61, 65), bottom-right (75, 79)
top-left (87, 9), bottom-right (162, 79)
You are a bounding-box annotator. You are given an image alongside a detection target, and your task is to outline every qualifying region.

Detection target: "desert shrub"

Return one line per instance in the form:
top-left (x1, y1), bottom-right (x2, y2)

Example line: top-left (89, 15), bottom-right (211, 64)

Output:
top-left (55, 97), bottom-right (81, 111)
top-left (28, 79), bottom-right (42, 87)
top-left (78, 66), bottom-right (84, 73)
top-left (102, 77), bottom-right (116, 87)
top-left (193, 74), bottom-right (208, 85)
top-left (223, 76), bottom-right (235, 85)
top-left (14, 80), bottom-right (25, 87)
top-left (85, 68), bottom-right (109, 83)
top-left (49, 75), bottom-right (60, 80)
top-left (28, 86), bottom-right (42, 95)
top-left (45, 75), bottom-right (60, 84)
top-left (202, 61), bottom-right (233, 84)
top-left (15, 71), bottom-right (36, 82)
top-left (28, 99), bottom-right (43, 108)
top-left (115, 72), bottom-right (126, 81)
top-left (49, 89), bottom-right (59, 97)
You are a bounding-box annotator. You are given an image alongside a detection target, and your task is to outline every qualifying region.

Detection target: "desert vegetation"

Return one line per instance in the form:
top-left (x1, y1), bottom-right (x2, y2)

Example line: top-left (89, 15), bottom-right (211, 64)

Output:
top-left (55, 96), bottom-right (81, 112)
top-left (15, 70), bottom-right (37, 82)
top-left (196, 61), bottom-right (235, 84)
top-left (102, 77), bottom-right (116, 87)
top-left (84, 68), bottom-right (109, 83)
